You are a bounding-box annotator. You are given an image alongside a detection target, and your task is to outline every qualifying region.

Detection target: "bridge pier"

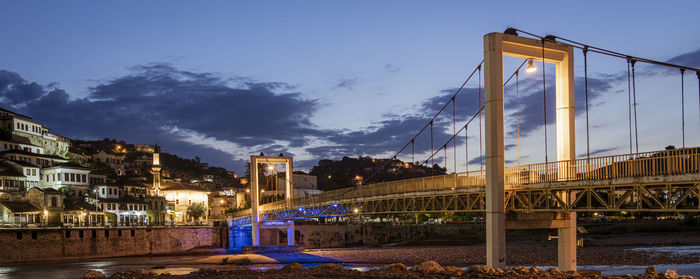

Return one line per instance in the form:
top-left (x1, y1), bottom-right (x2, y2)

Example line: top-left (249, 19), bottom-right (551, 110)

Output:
top-left (558, 212), bottom-right (576, 271)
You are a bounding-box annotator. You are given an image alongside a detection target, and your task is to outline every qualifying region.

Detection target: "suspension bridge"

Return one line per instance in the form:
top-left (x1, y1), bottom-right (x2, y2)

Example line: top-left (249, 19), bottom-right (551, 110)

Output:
top-left (229, 29), bottom-right (700, 272)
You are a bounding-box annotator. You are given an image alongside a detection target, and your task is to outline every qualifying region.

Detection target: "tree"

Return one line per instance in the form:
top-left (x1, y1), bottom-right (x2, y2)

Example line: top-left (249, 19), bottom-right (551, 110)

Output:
top-left (186, 202), bottom-right (206, 224)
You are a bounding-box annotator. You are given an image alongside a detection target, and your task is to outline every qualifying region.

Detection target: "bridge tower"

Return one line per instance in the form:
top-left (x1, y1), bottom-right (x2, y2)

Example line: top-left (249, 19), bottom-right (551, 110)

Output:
top-left (484, 32), bottom-right (577, 271)
top-left (250, 155), bottom-right (294, 247)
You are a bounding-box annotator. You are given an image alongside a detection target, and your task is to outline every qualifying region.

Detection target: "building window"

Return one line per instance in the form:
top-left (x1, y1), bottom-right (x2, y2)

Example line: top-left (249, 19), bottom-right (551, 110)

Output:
top-left (31, 169), bottom-right (36, 176)
top-left (81, 175), bottom-right (86, 183)
top-left (70, 174), bottom-right (75, 182)
top-left (26, 169), bottom-right (30, 175)
top-left (64, 173), bottom-right (68, 181)
top-left (102, 188), bottom-right (105, 195)
top-left (51, 197), bottom-right (57, 207)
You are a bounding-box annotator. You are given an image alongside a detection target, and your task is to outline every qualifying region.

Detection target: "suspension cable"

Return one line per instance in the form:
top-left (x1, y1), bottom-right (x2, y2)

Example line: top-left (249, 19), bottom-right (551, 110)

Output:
top-left (426, 106), bottom-right (485, 167)
top-left (541, 38), bottom-right (549, 163)
top-left (430, 120), bottom-right (434, 176)
top-left (364, 62), bottom-right (483, 184)
top-left (584, 46), bottom-right (591, 159)
top-left (516, 70), bottom-right (521, 165)
top-left (631, 59), bottom-right (639, 153)
top-left (681, 69), bottom-right (686, 148)
top-left (627, 59), bottom-right (633, 154)
top-left (411, 139), bottom-right (415, 164)
top-left (452, 96), bottom-right (456, 174)
top-left (478, 65), bottom-right (483, 172)
top-left (465, 127), bottom-right (469, 173)
top-left (513, 28), bottom-right (700, 72)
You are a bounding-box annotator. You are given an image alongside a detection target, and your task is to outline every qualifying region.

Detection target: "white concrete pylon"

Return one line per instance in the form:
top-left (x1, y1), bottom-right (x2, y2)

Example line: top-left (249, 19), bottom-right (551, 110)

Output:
top-left (484, 32), bottom-right (576, 271)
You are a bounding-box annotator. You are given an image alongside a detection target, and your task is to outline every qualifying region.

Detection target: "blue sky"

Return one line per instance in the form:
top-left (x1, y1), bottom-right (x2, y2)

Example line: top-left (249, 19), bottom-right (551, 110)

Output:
top-left (0, 1), bottom-right (699, 173)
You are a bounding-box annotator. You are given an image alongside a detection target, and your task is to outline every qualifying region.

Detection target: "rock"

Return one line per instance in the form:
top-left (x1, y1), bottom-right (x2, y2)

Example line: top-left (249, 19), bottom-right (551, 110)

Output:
top-left (80, 270), bottom-right (105, 279)
top-left (646, 266), bottom-right (658, 275)
top-left (548, 267), bottom-right (562, 274)
top-left (664, 269), bottom-right (679, 279)
top-left (281, 262), bottom-right (303, 272)
top-left (310, 263), bottom-right (344, 272)
top-left (198, 268), bottom-right (217, 275)
top-left (132, 269), bottom-right (150, 275)
top-left (412, 261), bottom-right (445, 273)
top-left (380, 263), bottom-right (408, 273)
top-left (443, 266), bottom-right (463, 275)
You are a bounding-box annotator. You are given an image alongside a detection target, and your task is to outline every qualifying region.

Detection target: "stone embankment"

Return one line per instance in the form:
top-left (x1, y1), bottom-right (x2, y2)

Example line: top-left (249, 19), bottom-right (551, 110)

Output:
top-left (82, 261), bottom-right (694, 279)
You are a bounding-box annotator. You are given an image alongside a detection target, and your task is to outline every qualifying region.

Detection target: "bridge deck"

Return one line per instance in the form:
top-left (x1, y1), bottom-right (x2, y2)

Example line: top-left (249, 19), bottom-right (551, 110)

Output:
top-left (231, 147), bottom-right (700, 225)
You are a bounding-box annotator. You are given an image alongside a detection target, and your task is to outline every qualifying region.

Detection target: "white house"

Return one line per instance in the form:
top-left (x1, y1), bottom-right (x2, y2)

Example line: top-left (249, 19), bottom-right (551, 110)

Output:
top-left (2, 159), bottom-right (40, 190)
top-left (160, 181), bottom-right (209, 224)
top-left (39, 165), bottom-right (91, 197)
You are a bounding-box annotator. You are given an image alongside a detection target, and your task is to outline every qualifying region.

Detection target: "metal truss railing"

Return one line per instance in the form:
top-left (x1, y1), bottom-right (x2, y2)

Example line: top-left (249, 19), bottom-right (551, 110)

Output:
top-left (231, 147), bottom-right (700, 222)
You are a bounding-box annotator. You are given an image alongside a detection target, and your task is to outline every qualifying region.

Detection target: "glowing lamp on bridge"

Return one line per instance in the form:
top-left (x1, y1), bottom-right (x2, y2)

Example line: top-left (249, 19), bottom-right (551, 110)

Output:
top-left (525, 59), bottom-right (537, 73)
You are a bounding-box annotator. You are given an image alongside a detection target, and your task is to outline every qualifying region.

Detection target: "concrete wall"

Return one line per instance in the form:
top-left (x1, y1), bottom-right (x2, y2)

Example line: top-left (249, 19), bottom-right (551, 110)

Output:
top-left (290, 223), bottom-right (485, 249)
top-left (0, 226), bottom-right (225, 263)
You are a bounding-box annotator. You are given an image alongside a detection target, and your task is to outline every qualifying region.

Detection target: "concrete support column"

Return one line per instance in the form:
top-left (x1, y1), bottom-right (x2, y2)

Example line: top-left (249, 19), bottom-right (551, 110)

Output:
top-left (250, 158), bottom-right (260, 246)
top-left (484, 33), bottom-right (506, 269)
top-left (287, 221), bottom-right (295, 245)
top-left (558, 212), bottom-right (577, 271)
top-left (555, 42), bottom-right (576, 272)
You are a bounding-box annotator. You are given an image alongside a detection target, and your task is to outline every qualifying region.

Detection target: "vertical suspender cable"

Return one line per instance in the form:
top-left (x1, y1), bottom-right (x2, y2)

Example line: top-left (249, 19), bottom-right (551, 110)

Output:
top-left (698, 71), bottom-right (700, 129)
top-left (465, 125), bottom-right (469, 173)
top-left (478, 66), bottom-right (483, 171)
top-left (627, 59), bottom-right (633, 155)
top-left (430, 120), bottom-right (434, 176)
top-left (444, 145), bottom-right (447, 172)
top-left (631, 59), bottom-right (639, 153)
top-left (542, 39), bottom-right (549, 163)
top-left (411, 139), bottom-right (415, 165)
top-left (452, 97), bottom-right (456, 173)
top-left (584, 46), bottom-right (591, 159)
top-left (681, 69), bottom-right (686, 148)
top-left (516, 70), bottom-right (520, 166)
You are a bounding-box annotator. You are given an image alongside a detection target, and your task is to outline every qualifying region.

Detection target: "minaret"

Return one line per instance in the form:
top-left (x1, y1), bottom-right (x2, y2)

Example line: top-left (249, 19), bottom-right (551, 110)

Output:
top-left (152, 144), bottom-right (161, 196)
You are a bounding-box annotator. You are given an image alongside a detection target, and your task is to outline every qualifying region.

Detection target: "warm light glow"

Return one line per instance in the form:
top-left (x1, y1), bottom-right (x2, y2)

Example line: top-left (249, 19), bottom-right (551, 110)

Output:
top-left (220, 199), bottom-right (225, 204)
top-left (267, 165), bottom-right (275, 171)
top-left (245, 188), bottom-right (250, 193)
top-left (43, 210), bottom-right (48, 216)
top-left (404, 163), bottom-right (410, 168)
top-left (261, 189), bottom-right (265, 193)
top-left (353, 208), bottom-right (359, 213)
top-left (525, 59), bottom-right (537, 73)
top-left (354, 175), bottom-right (363, 181)
top-left (240, 178), bottom-right (248, 184)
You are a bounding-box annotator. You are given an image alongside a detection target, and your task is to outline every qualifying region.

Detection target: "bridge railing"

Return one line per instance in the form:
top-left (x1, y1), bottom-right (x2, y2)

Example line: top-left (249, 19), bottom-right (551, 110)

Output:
top-left (238, 147), bottom-right (700, 217)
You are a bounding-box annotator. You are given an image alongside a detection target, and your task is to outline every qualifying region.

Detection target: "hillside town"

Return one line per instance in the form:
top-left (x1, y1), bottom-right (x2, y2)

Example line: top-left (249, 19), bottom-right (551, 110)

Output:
top-left (0, 107), bottom-right (321, 227)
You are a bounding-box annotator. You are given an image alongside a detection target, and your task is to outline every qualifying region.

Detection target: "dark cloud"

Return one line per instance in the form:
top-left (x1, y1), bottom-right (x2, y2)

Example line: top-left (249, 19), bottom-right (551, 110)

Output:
top-left (0, 64), bottom-right (323, 171)
top-left (668, 49), bottom-right (700, 69)
top-left (335, 77), bottom-right (359, 90)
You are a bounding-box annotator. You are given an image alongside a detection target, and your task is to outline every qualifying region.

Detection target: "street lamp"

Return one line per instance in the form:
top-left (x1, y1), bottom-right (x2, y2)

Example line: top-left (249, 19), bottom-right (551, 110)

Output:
top-left (525, 59), bottom-right (537, 73)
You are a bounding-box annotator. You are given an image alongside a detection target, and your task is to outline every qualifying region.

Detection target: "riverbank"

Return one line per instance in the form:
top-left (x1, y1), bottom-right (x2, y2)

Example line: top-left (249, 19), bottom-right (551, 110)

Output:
top-left (6, 231), bottom-right (700, 278)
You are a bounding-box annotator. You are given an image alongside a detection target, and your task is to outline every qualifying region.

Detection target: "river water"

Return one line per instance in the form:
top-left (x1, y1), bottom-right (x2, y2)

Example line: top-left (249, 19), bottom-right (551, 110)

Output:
top-left (2, 246), bottom-right (700, 278)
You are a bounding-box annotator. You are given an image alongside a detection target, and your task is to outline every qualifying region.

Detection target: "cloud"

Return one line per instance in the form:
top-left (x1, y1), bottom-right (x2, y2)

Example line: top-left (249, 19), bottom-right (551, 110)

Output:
top-left (385, 64), bottom-right (400, 73)
top-left (335, 77), bottom-right (359, 90)
top-left (0, 63), bottom-right (325, 171)
top-left (668, 49), bottom-right (700, 69)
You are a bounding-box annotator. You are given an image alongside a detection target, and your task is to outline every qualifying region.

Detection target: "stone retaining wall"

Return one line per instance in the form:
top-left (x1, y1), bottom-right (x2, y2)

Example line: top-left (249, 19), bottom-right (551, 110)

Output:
top-left (0, 226), bottom-right (224, 263)
top-left (294, 223), bottom-right (484, 249)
